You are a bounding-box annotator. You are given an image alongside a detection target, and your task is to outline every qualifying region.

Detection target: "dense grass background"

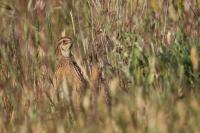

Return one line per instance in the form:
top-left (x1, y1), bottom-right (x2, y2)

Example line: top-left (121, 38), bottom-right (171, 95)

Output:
top-left (0, 0), bottom-right (200, 132)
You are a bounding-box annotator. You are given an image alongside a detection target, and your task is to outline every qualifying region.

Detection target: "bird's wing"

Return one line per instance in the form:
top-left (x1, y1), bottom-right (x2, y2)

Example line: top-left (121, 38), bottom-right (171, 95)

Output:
top-left (71, 59), bottom-right (86, 83)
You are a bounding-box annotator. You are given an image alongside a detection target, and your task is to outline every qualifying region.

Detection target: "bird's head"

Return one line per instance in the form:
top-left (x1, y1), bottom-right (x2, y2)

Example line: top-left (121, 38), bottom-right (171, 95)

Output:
top-left (56, 36), bottom-right (73, 57)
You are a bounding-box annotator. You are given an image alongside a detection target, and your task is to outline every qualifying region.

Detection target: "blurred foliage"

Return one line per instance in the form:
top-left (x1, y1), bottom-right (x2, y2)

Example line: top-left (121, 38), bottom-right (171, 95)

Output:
top-left (0, 0), bottom-right (200, 132)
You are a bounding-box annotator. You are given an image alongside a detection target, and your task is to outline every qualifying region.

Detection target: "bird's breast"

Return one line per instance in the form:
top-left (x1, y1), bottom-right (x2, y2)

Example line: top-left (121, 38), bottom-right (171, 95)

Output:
top-left (55, 59), bottom-right (85, 88)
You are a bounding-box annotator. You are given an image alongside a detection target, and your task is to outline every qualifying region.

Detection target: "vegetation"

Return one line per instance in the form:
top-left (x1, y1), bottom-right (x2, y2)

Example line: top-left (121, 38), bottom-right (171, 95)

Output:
top-left (0, 0), bottom-right (200, 132)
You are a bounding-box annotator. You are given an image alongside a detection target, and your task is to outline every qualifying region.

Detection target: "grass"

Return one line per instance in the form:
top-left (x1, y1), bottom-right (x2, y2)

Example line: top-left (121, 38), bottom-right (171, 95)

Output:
top-left (0, 0), bottom-right (200, 132)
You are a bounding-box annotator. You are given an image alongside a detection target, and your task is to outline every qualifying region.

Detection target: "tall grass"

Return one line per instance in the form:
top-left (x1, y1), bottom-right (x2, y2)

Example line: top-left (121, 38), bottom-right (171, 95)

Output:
top-left (0, 0), bottom-right (200, 132)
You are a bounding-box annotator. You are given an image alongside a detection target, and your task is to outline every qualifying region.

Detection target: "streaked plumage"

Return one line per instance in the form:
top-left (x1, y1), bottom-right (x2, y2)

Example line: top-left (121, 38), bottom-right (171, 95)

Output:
top-left (54, 36), bottom-right (87, 110)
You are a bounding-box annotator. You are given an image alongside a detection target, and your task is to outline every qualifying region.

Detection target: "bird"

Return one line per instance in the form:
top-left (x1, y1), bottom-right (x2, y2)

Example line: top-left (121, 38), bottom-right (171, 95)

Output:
top-left (54, 36), bottom-right (88, 111)
top-left (54, 35), bottom-right (111, 115)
